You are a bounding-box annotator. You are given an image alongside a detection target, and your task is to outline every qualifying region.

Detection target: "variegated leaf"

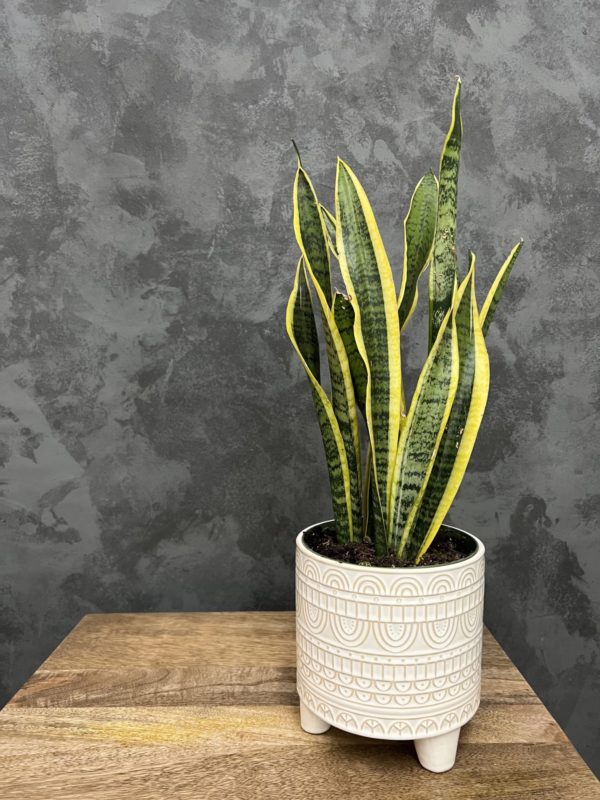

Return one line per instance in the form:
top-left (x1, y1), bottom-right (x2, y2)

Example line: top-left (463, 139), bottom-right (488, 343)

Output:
top-left (294, 164), bottom-right (362, 534)
top-left (320, 204), bottom-right (338, 258)
top-left (333, 292), bottom-right (367, 416)
top-left (335, 158), bottom-right (402, 530)
top-left (429, 78), bottom-right (462, 349)
top-left (390, 280), bottom-right (463, 558)
top-left (293, 165), bottom-right (332, 307)
top-left (398, 171), bottom-right (438, 330)
top-left (410, 254), bottom-right (490, 561)
top-left (481, 240), bottom-right (523, 336)
top-left (286, 259), bottom-right (354, 541)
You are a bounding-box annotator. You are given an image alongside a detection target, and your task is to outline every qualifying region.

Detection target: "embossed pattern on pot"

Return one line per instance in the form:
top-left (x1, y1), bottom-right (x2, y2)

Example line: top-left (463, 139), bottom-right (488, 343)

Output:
top-left (296, 523), bottom-right (485, 740)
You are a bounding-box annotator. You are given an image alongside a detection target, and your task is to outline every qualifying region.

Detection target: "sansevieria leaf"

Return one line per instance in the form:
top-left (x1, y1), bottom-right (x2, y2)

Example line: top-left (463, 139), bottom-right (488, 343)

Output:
top-left (294, 163), bottom-right (362, 534)
top-left (429, 78), bottom-right (462, 350)
top-left (287, 83), bottom-right (523, 563)
top-left (410, 254), bottom-right (490, 562)
top-left (398, 171), bottom-right (438, 330)
top-left (320, 205), bottom-right (338, 258)
top-left (333, 292), bottom-right (368, 416)
top-left (286, 259), bottom-right (354, 541)
top-left (389, 282), bottom-right (461, 558)
top-left (293, 164), bottom-right (333, 307)
top-left (335, 158), bottom-right (402, 530)
top-left (481, 240), bottom-right (524, 336)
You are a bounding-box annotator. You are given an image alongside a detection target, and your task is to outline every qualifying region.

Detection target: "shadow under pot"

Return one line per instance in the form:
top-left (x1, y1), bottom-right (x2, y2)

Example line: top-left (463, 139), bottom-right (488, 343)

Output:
top-left (295, 520), bottom-right (485, 773)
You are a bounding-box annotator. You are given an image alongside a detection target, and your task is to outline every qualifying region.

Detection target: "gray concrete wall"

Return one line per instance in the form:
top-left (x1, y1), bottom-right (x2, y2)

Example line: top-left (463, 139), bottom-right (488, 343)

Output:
top-left (0, 0), bottom-right (598, 775)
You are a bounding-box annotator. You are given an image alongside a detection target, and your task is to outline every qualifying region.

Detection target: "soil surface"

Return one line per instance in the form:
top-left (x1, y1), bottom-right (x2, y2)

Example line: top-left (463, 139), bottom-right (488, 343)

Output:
top-left (303, 524), bottom-right (476, 568)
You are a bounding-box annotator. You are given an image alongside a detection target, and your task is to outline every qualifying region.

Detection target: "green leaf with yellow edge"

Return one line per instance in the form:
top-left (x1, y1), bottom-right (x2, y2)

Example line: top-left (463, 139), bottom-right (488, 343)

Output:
top-left (333, 292), bottom-right (367, 416)
top-left (429, 78), bottom-right (462, 350)
top-left (409, 254), bottom-right (490, 562)
top-left (320, 204), bottom-right (338, 258)
top-left (398, 171), bottom-right (438, 330)
top-left (335, 158), bottom-right (402, 529)
top-left (286, 258), bottom-right (354, 541)
top-left (390, 277), bottom-right (467, 558)
top-left (481, 240), bottom-right (524, 336)
top-left (293, 165), bottom-right (333, 307)
top-left (294, 164), bottom-right (362, 534)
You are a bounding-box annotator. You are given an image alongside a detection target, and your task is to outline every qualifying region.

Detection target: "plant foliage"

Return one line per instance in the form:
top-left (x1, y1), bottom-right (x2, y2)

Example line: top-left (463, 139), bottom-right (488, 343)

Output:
top-left (287, 80), bottom-right (523, 563)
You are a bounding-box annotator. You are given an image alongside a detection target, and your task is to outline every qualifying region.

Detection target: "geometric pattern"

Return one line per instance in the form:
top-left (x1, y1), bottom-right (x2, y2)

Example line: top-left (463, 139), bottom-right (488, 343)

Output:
top-left (296, 523), bottom-right (485, 740)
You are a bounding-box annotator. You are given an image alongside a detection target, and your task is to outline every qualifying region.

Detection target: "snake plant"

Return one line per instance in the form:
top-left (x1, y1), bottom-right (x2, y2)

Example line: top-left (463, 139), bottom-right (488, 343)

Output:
top-left (287, 79), bottom-right (523, 563)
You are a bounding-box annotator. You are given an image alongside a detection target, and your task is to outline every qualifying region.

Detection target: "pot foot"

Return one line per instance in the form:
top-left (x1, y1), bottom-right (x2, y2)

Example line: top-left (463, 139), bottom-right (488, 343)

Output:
top-left (299, 701), bottom-right (330, 734)
top-left (414, 727), bottom-right (461, 773)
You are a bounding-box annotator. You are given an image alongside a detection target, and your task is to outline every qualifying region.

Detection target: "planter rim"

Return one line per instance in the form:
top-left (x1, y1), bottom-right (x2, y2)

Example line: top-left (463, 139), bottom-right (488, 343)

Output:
top-left (296, 520), bottom-right (484, 574)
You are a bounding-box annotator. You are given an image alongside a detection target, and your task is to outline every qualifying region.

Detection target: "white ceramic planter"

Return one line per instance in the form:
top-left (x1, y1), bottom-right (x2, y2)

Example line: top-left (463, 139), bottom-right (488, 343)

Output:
top-left (296, 521), bottom-right (485, 772)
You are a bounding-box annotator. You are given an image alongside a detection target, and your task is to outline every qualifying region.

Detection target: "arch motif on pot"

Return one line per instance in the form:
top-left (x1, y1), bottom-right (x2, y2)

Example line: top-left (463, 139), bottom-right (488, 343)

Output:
top-left (351, 575), bottom-right (388, 596)
top-left (426, 574), bottom-right (456, 596)
top-left (421, 615), bottom-right (459, 649)
top-left (300, 595), bottom-right (328, 634)
top-left (372, 621), bottom-right (419, 652)
top-left (361, 718), bottom-right (384, 735)
top-left (460, 605), bottom-right (482, 637)
top-left (459, 567), bottom-right (479, 589)
top-left (330, 614), bottom-right (369, 646)
top-left (322, 568), bottom-right (349, 591)
top-left (389, 576), bottom-right (425, 597)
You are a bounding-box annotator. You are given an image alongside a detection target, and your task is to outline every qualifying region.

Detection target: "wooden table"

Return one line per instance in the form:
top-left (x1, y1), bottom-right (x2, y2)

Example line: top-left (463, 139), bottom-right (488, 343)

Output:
top-left (0, 612), bottom-right (598, 799)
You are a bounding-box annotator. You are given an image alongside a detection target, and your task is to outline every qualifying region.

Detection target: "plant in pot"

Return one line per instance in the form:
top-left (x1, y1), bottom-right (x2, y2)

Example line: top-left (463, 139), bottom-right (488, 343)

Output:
top-left (287, 79), bottom-right (523, 773)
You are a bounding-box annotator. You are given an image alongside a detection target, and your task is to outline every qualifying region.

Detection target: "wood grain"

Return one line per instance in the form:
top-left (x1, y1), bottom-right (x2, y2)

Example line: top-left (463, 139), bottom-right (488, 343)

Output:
top-left (38, 612), bottom-right (298, 669)
top-left (0, 612), bottom-right (598, 800)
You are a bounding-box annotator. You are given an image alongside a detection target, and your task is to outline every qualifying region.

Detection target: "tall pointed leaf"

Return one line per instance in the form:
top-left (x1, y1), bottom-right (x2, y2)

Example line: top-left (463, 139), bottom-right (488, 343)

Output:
top-left (333, 292), bottom-right (367, 415)
top-left (335, 158), bottom-right (402, 529)
top-left (481, 240), bottom-right (523, 336)
top-left (410, 254), bottom-right (490, 561)
top-left (286, 259), bottom-right (354, 541)
top-left (398, 171), bottom-right (438, 329)
top-left (294, 164), bottom-right (362, 533)
top-left (390, 280), bottom-right (465, 558)
top-left (429, 78), bottom-right (462, 349)
top-left (293, 166), bottom-right (332, 307)
top-left (320, 205), bottom-right (338, 257)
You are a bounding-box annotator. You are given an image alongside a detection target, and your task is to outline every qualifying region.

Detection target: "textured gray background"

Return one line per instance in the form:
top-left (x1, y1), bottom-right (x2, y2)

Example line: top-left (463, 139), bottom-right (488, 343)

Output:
top-left (0, 0), bottom-right (598, 776)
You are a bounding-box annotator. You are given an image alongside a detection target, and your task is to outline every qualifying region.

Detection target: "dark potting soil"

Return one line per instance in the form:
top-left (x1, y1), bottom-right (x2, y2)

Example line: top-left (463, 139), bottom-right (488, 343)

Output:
top-left (303, 524), bottom-right (476, 568)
